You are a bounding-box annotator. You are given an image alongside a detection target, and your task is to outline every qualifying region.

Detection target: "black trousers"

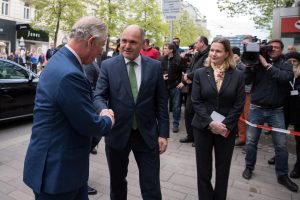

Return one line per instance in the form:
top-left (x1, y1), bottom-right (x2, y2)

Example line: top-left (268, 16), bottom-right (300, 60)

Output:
top-left (194, 128), bottom-right (235, 200)
top-left (294, 125), bottom-right (300, 164)
top-left (105, 129), bottom-right (161, 200)
top-left (184, 93), bottom-right (195, 140)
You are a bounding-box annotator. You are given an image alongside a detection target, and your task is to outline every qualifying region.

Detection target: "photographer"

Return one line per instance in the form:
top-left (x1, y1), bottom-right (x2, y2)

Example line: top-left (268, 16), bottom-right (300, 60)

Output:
top-left (242, 39), bottom-right (298, 192)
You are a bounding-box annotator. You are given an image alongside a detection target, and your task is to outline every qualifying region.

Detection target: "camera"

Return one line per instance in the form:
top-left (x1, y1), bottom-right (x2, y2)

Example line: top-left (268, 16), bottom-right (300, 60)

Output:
top-left (241, 42), bottom-right (273, 65)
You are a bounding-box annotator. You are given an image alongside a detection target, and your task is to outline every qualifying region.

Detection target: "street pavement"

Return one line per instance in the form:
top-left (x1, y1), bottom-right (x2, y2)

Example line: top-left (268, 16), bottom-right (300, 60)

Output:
top-left (0, 116), bottom-right (300, 200)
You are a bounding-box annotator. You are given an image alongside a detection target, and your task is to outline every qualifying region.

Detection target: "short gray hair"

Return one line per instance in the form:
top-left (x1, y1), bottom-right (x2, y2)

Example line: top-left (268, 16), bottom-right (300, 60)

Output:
top-left (69, 16), bottom-right (107, 46)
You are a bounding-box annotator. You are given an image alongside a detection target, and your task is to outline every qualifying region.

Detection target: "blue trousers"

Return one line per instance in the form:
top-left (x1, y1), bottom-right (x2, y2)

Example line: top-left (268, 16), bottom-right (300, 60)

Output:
top-left (245, 105), bottom-right (288, 176)
top-left (34, 183), bottom-right (88, 200)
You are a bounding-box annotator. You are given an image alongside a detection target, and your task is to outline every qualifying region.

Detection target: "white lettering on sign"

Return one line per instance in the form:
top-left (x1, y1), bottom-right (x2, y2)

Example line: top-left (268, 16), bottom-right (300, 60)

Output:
top-left (27, 31), bottom-right (40, 38)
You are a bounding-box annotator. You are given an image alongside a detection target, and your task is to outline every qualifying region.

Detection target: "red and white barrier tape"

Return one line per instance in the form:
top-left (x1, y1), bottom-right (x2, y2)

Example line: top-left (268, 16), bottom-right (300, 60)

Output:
top-left (239, 117), bottom-right (300, 137)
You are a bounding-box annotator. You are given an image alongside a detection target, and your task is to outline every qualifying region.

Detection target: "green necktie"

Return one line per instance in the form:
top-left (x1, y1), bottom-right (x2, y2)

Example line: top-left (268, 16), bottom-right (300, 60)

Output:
top-left (128, 61), bottom-right (138, 129)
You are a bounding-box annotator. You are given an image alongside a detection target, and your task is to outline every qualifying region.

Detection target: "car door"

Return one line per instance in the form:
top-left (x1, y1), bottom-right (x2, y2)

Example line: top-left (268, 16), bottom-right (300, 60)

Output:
top-left (0, 60), bottom-right (37, 121)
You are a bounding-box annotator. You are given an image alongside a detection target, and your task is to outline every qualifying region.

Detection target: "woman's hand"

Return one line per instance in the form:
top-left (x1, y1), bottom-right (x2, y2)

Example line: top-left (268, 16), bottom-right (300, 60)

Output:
top-left (209, 121), bottom-right (227, 135)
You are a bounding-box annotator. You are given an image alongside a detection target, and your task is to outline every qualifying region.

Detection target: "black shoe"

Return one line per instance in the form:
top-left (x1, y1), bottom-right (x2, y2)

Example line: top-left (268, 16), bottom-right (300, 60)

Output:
top-left (172, 126), bottom-right (179, 133)
top-left (87, 185), bottom-right (97, 195)
top-left (278, 175), bottom-right (299, 192)
top-left (242, 168), bottom-right (252, 180)
top-left (179, 136), bottom-right (194, 143)
top-left (268, 156), bottom-right (275, 165)
top-left (290, 163), bottom-right (300, 179)
top-left (90, 147), bottom-right (97, 155)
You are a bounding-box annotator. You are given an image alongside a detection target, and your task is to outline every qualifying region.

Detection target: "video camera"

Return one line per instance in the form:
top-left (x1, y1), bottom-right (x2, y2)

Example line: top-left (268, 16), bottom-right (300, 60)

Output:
top-left (241, 41), bottom-right (273, 65)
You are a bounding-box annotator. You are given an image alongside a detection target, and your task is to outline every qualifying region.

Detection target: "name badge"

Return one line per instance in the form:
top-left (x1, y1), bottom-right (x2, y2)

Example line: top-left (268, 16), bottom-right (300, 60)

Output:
top-left (291, 90), bottom-right (299, 96)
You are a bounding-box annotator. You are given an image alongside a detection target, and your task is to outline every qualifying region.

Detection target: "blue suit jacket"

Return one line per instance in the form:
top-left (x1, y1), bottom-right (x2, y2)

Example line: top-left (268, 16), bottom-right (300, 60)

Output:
top-left (23, 47), bottom-right (112, 194)
top-left (94, 55), bottom-right (169, 150)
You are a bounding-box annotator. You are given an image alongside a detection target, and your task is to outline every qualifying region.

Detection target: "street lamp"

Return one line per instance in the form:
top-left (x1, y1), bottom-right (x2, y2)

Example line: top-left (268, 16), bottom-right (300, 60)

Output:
top-left (19, 37), bottom-right (25, 50)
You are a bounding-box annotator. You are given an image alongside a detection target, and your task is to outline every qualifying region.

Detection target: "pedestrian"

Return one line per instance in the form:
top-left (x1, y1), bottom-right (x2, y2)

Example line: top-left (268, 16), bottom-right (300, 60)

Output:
top-left (23, 16), bottom-right (115, 200)
top-left (242, 39), bottom-right (298, 192)
top-left (285, 51), bottom-right (300, 179)
top-left (191, 37), bottom-right (245, 200)
top-left (180, 35), bottom-right (209, 145)
top-left (160, 42), bottom-right (185, 133)
top-left (93, 24), bottom-right (169, 200)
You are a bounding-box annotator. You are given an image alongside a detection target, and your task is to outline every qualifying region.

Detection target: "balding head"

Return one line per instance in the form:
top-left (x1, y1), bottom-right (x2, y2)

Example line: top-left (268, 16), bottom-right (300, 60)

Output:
top-left (120, 24), bottom-right (144, 60)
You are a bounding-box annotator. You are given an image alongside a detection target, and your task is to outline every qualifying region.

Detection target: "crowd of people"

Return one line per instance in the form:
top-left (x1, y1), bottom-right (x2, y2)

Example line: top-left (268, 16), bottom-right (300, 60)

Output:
top-left (1, 15), bottom-right (299, 200)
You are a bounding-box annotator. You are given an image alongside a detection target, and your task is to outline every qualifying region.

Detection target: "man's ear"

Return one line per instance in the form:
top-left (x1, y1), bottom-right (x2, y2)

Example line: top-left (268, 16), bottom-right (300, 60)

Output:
top-left (87, 36), bottom-right (96, 48)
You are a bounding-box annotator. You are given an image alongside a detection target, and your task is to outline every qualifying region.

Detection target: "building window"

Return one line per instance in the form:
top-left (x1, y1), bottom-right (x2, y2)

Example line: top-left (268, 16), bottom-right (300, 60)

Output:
top-left (1, 0), bottom-right (9, 16)
top-left (24, 3), bottom-right (30, 19)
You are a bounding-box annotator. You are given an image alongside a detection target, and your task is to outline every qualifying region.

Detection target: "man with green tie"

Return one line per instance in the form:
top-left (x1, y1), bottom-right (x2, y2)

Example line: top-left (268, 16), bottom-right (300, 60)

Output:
top-left (93, 25), bottom-right (169, 200)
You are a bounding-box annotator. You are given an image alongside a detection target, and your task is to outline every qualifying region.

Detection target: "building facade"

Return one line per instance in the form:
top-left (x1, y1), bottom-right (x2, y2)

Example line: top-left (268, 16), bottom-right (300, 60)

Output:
top-left (272, 2), bottom-right (300, 52)
top-left (0, 0), bottom-right (49, 57)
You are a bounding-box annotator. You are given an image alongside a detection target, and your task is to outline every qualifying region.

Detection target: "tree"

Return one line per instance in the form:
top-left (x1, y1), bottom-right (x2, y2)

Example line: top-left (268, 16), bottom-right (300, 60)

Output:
top-left (172, 10), bottom-right (209, 47)
top-left (31, 0), bottom-right (86, 46)
top-left (216, 0), bottom-right (295, 30)
top-left (126, 0), bottom-right (168, 47)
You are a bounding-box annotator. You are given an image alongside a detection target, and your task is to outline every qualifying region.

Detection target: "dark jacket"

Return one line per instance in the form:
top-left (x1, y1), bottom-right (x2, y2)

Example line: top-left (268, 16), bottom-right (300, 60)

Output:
top-left (191, 67), bottom-right (245, 133)
top-left (83, 61), bottom-right (99, 90)
top-left (289, 76), bottom-right (300, 125)
top-left (159, 54), bottom-right (183, 89)
top-left (245, 56), bottom-right (293, 108)
top-left (186, 47), bottom-right (209, 80)
top-left (93, 55), bottom-right (169, 150)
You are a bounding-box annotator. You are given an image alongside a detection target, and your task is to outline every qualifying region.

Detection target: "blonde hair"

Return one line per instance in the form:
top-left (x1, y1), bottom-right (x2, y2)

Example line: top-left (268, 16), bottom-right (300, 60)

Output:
top-left (204, 37), bottom-right (236, 70)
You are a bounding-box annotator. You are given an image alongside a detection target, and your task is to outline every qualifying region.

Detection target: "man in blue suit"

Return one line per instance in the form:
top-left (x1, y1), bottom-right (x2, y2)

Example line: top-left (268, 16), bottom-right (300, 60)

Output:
top-left (94, 25), bottom-right (169, 200)
top-left (23, 16), bottom-right (115, 200)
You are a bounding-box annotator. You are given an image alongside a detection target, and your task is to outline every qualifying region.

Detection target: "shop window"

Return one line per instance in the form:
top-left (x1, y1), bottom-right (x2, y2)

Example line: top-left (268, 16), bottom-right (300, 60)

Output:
top-left (24, 3), bottom-right (30, 19)
top-left (1, 0), bottom-right (9, 16)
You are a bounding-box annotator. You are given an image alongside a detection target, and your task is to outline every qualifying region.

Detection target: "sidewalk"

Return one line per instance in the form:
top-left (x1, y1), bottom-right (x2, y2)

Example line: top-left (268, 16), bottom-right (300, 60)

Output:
top-left (0, 119), bottom-right (299, 200)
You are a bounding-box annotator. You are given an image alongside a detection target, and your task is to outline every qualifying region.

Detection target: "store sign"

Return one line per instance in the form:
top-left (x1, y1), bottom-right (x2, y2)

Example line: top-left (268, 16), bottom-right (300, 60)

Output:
top-left (16, 24), bottom-right (49, 42)
top-left (281, 17), bottom-right (300, 33)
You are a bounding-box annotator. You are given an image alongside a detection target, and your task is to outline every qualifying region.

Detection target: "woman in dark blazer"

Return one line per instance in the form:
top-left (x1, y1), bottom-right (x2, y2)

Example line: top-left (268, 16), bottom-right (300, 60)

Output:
top-left (285, 52), bottom-right (300, 179)
top-left (191, 37), bottom-right (245, 200)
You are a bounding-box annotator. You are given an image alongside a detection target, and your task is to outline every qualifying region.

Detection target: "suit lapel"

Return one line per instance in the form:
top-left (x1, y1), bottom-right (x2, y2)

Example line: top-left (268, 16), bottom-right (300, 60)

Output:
top-left (219, 69), bottom-right (233, 94)
top-left (136, 56), bottom-right (148, 102)
top-left (115, 56), bottom-right (134, 101)
top-left (206, 67), bottom-right (218, 92)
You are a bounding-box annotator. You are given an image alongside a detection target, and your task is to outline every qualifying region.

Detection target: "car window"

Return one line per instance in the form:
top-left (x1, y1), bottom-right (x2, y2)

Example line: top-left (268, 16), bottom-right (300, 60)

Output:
top-left (0, 60), bottom-right (29, 79)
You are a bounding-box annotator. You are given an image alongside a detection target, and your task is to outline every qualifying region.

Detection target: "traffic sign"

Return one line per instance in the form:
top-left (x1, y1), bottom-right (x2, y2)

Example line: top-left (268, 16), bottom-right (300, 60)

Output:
top-left (162, 0), bottom-right (181, 20)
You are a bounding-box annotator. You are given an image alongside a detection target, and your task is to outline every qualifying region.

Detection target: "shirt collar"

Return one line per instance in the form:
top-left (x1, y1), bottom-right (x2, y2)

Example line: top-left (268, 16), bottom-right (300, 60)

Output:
top-left (124, 55), bottom-right (141, 66)
top-left (65, 44), bottom-right (82, 66)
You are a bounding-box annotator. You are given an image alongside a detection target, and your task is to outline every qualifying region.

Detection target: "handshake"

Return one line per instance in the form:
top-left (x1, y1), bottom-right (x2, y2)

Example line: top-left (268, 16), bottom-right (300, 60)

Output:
top-left (100, 109), bottom-right (115, 127)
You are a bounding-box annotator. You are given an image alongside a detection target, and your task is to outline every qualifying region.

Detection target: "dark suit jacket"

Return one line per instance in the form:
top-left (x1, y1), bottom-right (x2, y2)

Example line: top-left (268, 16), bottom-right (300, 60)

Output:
top-left (46, 48), bottom-right (55, 60)
top-left (23, 47), bottom-right (112, 194)
top-left (191, 67), bottom-right (245, 133)
top-left (94, 55), bottom-right (169, 150)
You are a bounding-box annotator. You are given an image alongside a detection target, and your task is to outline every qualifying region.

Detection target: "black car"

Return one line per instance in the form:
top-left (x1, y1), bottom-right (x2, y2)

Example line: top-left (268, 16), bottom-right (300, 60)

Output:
top-left (0, 59), bottom-right (38, 122)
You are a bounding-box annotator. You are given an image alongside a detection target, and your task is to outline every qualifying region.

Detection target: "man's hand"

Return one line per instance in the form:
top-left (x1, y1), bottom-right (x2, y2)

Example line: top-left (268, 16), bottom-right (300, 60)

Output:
top-left (163, 74), bottom-right (168, 80)
top-left (259, 55), bottom-right (269, 69)
top-left (176, 82), bottom-right (184, 89)
top-left (183, 74), bottom-right (192, 84)
top-left (100, 109), bottom-right (115, 127)
top-left (158, 137), bottom-right (168, 154)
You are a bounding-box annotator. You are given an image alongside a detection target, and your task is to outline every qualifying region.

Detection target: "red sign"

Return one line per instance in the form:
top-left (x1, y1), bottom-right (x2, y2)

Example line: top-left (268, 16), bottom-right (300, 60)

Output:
top-left (281, 17), bottom-right (300, 33)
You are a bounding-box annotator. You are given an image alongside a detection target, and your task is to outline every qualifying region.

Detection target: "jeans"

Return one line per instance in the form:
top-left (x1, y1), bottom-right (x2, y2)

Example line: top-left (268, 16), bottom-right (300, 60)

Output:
top-left (245, 104), bottom-right (288, 176)
top-left (168, 88), bottom-right (181, 127)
